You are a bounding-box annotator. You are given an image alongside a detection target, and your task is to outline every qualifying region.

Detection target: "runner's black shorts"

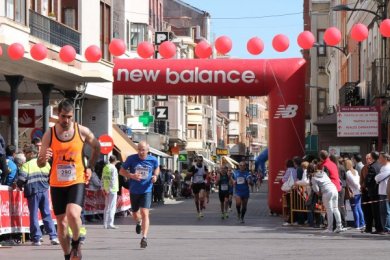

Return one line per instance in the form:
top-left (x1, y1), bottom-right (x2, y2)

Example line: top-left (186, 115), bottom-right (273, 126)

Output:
top-left (219, 191), bottom-right (229, 203)
top-left (50, 183), bottom-right (85, 216)
top-left (192, 183), bottom-right (206, 194)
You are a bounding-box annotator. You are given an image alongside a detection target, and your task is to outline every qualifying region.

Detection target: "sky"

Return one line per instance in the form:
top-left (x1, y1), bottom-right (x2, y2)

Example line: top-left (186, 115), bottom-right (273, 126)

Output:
top-left (182, 0), bottom-right (304, 59)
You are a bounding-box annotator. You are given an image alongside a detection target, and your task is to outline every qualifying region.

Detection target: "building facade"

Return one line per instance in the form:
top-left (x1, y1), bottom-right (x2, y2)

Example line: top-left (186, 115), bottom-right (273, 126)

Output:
top-left (305, 0), bottom-right (390, 157)
top-left (0, 0), bottom-right (113, 152)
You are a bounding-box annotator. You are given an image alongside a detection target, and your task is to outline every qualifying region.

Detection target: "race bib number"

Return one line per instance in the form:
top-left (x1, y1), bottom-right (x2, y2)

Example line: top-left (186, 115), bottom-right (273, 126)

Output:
top-left (221, 184), bottom-right (228, 191)
top-left (136, 166), bottom-right (149, 180)
top-left (194, 175), bottom-right (203, 183)
top-left (57, 164), bottom-right (76, 182)
top-left (237, 177), bottom-right (245, 185)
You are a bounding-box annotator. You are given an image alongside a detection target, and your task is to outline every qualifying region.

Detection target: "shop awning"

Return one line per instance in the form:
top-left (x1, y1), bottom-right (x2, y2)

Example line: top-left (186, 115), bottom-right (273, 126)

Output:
top-left (149, 146), bottom-right (172, 158)
top-left (203, 157), bottom-right (216, 167)
top-left (221, 156), bottom-right (239, 168)
top-left (112, 124), bottom-right (137, 161)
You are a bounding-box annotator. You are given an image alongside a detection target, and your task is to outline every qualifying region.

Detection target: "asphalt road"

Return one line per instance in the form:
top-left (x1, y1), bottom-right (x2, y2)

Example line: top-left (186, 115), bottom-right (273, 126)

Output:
top-left (1, 182), bottom-right (390, 260)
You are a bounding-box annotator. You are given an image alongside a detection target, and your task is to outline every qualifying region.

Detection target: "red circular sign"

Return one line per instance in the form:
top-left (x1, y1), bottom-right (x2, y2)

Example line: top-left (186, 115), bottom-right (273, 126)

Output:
top-left (98, 134), bottom-right (114, 155)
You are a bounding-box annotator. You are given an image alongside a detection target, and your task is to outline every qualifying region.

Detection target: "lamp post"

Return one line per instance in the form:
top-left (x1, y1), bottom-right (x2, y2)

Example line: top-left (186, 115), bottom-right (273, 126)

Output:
top-left (332, 4), bottom-right (384, 20)
top-left (313, 42), bottom-right (348, 56)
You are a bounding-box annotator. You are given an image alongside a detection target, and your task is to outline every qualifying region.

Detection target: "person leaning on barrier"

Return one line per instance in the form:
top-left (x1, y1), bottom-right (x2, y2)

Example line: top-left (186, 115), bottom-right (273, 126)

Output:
top-left (309, 162), bottom-right (346, 233)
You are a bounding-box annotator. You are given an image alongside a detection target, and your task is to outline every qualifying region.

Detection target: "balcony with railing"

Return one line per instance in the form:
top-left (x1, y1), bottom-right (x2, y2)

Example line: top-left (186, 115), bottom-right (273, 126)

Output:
top-left (29, 10), bottom-right (80, 53)
top-left (371, 58), bottom-right (390, 101)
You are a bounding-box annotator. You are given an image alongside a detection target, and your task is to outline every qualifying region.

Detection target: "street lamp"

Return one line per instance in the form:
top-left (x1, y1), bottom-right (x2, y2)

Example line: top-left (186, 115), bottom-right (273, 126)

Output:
top-left (313, 42), bottom-right (348, 56)
top-left (332, 4), bottom-right (383, 20)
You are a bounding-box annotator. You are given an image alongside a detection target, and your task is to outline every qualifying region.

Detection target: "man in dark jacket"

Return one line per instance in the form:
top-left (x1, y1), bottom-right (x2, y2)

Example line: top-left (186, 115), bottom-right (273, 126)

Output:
top-left (365, 151), bottom-right (384, 234)
top-left (0, 133), bottom-right (10, 185)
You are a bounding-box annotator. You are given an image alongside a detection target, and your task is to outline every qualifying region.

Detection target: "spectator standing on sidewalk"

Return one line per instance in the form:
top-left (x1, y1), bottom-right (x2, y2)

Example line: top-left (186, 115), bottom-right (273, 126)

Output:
top-left (102, 155), bottom-right (119, 229)
top-left (0, 133), bottom-right (10, 185)
top-left (375, 152), bottom-right (390, 233)
top-left (360, 153), bottom-right (374, 233)
top-left (5, 145), bottom-right (18, 187)
top-left (345, 159), bottom-right (365, 230)
top-left (365, 151), bottom-right (384, 234)
top-left (17, 144), bottom-right (59, 246)
top-left (353, 154), bottom-right (364, 176)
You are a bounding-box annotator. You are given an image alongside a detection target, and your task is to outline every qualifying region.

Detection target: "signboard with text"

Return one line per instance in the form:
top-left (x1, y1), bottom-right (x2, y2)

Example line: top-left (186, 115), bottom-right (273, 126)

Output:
top-left (337, 106), bottom-right (378, 137)
top-left (216, 148), bottom-right (229, 155)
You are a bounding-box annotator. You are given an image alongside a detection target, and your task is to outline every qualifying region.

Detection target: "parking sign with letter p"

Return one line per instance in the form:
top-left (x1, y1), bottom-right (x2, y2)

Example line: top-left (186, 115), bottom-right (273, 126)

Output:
top-left (155, 32), bottom-right (169, 45)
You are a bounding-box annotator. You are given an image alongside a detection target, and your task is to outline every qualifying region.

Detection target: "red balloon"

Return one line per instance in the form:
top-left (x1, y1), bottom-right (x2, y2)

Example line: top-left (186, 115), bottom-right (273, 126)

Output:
top-left (158, 41), bottom-right (176, 59)
top-left (30, 43), bottom-right (47, 61)
top-left (8, 43), bottom-right (25, 60)
top-left (0, 46), bottom-right (2, 56)
top-left (109, 39), bottom-right (126, 56)
top-left (351, 23), bottom-right (368, 42)
top-left (215, 36), bottom-right (232, 55)
top-left (380, 19), bottom-right (390, 37)
top-left (246, 37), bottom-right (264, 55)
top-left (195, 41), bottom-right (212, 59)
top-left (85, 45), bottom-right (102, 62)
top-left (272, 34), bottom-right (289, 52)
top-left (59, 45), bottom-right (76, 63)
top-left (297, 31), bottom-right (315, 49)
top-left (324, 27), bottom-right (341, 46)
top-left (137, 41), bottom-right (154, 59)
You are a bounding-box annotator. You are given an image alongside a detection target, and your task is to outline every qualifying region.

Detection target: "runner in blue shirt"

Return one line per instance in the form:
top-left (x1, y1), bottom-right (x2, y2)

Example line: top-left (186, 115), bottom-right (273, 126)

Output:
top-left (120, 141), bottom-right (160, 249)
top-left (233, 161), bottom-right (253, 223)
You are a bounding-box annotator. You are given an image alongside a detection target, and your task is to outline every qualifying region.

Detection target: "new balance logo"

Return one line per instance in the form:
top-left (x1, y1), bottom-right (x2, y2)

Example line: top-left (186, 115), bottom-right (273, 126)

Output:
top-left (273, 105), bottom-right (298, 119)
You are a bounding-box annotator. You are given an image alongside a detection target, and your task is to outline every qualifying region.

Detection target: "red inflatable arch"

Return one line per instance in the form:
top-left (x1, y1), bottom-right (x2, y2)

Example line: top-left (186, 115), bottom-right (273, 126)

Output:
top-left (114, 58), bottom-right (306, 213)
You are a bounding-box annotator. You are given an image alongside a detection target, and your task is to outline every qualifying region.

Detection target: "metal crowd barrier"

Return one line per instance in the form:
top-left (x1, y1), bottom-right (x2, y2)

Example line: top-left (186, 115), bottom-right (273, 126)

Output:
top-left (283, 186), bottom-right (326, 224)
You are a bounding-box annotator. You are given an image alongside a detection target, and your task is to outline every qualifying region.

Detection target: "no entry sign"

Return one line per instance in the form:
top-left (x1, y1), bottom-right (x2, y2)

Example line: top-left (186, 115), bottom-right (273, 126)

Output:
top-left (98, 134), bottom-right (114, 155)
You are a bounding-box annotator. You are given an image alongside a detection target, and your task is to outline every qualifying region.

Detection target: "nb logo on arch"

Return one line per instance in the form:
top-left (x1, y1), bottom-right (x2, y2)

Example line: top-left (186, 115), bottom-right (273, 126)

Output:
top-left (273, 105), bottom-right (298, 119)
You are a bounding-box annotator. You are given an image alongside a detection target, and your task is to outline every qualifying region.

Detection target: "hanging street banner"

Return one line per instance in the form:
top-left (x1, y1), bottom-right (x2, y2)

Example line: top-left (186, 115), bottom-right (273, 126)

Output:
top-left (337, 106), bottom-right (378, 137)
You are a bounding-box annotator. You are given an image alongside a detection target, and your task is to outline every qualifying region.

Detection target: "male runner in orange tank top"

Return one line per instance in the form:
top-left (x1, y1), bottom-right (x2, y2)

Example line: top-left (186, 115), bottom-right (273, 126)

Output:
top-left (37, 99), bottom-right (100, 260)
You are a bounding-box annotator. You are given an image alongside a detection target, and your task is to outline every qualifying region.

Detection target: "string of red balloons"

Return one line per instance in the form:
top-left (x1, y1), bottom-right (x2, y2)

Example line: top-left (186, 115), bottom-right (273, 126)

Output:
top-left (1, 19), bottom-right (390, 62)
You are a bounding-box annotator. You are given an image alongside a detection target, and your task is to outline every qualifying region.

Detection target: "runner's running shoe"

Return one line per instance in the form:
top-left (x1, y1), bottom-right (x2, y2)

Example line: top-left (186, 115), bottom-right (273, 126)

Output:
top-left (140, 237), bottom-right (148, 248)
top-left (70, 239), bottom-right (82, 260)
top-left (136, 221), bottom-right (142, 234)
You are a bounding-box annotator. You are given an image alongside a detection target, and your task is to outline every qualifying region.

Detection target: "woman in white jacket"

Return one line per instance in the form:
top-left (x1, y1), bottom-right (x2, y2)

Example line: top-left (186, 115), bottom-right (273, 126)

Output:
top-left (345, 159), bottom-right (365, 229)
top-left (309, 163), bottom-right (346, 233)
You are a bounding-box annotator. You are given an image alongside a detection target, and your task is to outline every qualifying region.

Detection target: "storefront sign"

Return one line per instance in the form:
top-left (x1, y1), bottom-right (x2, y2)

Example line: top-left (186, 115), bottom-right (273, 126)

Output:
top-left (337, 106), bottom-right (378, 137)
